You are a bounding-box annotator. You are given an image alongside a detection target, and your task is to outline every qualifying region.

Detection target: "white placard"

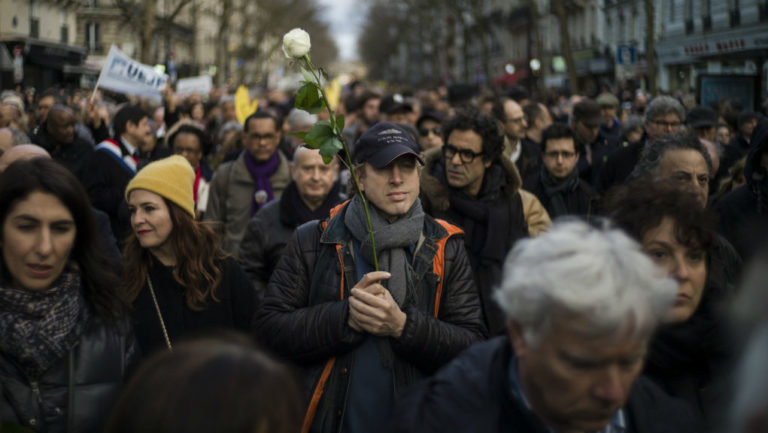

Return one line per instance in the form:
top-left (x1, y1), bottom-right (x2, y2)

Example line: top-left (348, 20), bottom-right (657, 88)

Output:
top-left (93, 45), bottom-right (168, 101)
top-left (176, 75), bottom-right (212, 96)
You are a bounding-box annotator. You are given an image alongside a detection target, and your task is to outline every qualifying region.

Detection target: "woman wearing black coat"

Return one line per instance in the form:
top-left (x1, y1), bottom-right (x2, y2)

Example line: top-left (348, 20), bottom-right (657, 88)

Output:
top-left (606, 179), bottom-right (734, 426)
top-left (0, 158), bottom-right (137, 433)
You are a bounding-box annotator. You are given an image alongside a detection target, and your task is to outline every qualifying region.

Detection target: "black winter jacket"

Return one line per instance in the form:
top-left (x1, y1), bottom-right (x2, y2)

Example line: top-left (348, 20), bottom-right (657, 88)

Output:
top-left (254, 201), bottom-right (486, 433)
top-left (391, 337), bottom-right (704, 433)
top-left (31, 125), bottom-right (94, 184)
top-left (420, 149), bottom-right (528, 336)
top-left (0, 315), bottom-right (138, 433)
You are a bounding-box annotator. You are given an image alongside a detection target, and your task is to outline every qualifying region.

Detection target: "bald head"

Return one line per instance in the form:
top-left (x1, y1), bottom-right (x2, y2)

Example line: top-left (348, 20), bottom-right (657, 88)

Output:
top-left (0, 144), bottom-right (51, 173)
top-left (46, 105), bottom-right (76, 146)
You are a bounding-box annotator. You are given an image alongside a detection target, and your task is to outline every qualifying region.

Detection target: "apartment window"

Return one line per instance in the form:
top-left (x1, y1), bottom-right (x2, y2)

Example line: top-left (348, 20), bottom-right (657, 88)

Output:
top-left (30, 18), bottom-right (39, 38)
top-left (61, 25), bottom-right (69, 43)
top-left (684, 0), bottom-right (694, 34)
top-left (730, 0), bottom-right (741, 26)
top-left (670, 0), bottom-right (675, 21)
top-left (86, 22), bottom-right (102, 53)
top-left (759, 0), bottom-right (767, 21)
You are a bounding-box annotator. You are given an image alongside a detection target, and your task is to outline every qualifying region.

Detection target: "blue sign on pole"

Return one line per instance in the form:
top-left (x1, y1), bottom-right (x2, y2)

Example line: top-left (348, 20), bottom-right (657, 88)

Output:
top-left (617, 45), bottom-right (636, 65)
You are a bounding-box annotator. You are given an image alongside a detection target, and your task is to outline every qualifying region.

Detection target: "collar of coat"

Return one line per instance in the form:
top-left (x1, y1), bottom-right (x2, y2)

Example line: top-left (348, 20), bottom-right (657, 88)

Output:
top-left (419, 147), bottom-right (522, 213)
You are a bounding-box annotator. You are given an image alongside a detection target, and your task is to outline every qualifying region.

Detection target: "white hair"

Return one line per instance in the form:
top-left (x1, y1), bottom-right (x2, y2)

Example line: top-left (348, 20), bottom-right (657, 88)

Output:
top-left (287, 108), bottom-right (318, 130)
top-left (494, 219), bottom-right (676, 345)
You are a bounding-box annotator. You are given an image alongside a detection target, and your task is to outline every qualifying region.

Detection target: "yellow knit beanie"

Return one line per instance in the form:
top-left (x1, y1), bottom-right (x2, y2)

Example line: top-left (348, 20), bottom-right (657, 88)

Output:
top-left (125, 155), bottom-right (196, 217)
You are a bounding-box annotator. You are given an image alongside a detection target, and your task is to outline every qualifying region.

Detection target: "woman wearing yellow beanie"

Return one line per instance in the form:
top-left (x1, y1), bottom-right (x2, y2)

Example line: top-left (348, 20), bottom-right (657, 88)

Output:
top-left (121, 155), bottom-right (257, 356)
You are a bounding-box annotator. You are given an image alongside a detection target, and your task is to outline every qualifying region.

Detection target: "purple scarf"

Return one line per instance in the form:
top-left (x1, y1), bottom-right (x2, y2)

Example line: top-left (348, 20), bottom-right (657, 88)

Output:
top-left (244, 150), bottom-right (280, 216)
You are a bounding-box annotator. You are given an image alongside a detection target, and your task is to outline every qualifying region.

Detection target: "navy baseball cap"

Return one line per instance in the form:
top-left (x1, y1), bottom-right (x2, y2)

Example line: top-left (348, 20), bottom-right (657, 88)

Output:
top-left (352, 122), bottom-right (424, 169)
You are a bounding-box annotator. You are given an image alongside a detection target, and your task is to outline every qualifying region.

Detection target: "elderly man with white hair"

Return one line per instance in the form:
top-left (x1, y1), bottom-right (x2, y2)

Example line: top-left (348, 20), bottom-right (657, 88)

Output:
top-left (393, 220), bottom-right (703, 433)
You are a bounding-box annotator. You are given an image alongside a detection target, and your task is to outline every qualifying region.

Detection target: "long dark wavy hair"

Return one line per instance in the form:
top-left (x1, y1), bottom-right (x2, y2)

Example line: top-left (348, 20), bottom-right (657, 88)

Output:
top-left (0, 158), bottom-right (127, 324)
top-left (121, 198), bottom-right (226, 311)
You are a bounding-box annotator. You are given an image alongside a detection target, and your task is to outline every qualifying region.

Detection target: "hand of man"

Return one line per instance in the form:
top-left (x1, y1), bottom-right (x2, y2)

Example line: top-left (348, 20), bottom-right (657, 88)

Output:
top-left (348, 271), bottom-right (407, 338)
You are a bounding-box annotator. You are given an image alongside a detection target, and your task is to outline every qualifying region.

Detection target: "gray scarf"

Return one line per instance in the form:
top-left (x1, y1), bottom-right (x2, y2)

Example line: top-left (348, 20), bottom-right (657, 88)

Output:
top-left (0, 263), bottom-right (87, 378)
top-left (344, 194), bottom-right (424, 305)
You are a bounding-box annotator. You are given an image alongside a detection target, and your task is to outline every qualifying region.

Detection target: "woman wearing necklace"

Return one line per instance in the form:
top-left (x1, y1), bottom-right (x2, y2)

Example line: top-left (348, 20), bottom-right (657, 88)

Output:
top-left (122, 155), bottom-right (257, 356)
top-left (0, 158), bottom-right (136, 432)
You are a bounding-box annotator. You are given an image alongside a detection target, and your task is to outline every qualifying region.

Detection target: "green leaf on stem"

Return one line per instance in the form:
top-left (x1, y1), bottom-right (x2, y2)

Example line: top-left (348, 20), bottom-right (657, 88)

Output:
top-left (303, 121), bottom-right (334, 150)
top-left (335, 114), bottom-right (345, 135)
top-left (295, 83), bottom-right (325, 114)
top-left (320, 137), bottom-right (343, 163)
top-left (289, 131), bottom-right (307, 140)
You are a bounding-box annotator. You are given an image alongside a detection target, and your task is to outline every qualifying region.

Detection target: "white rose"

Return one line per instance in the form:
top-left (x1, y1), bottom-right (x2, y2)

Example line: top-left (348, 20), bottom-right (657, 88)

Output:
top-left (282, 28), bottom-right (311, 59)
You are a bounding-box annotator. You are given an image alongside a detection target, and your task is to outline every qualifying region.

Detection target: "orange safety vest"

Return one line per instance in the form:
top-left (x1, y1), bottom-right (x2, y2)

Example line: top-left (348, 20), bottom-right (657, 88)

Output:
top-left (301, 201), bottom-right (463, 433)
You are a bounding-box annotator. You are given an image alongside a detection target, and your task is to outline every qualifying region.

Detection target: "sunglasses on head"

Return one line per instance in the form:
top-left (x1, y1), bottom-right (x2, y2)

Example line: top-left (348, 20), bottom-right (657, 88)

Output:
top-left (419, 127), bottom-right (441, 137)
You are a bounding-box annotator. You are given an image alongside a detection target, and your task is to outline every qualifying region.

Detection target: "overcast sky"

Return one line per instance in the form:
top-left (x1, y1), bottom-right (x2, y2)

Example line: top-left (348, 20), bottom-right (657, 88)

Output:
top-left (317, 0), bottom-right (364, 61)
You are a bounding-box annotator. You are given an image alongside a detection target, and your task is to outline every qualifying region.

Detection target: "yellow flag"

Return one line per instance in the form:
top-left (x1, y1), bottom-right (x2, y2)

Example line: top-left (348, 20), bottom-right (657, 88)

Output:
top-left (235, 85), bottom-right (259, 124)
top-left (323, 78), bottom-right (341, 111)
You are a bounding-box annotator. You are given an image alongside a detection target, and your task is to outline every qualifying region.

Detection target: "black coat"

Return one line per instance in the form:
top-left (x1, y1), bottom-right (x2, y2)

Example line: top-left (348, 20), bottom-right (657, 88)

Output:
top-left (524, 172), bottom-right (600, 219)
top-left (254, 202), bottom-right (485, 433)
top-left (239, 186), bottom-right (345, 296)
top-left (131, 256), bottom-right (257, 358)
top-left (576, 130), bottom-right (621, 185)
top-left (391, 337), bottom-right (704, 433)
top-left (595, 138), bottom-right (645, 194)
top-left (420, 149), bottom-right (528, 336)
top-left (714, 122), bottom-right (768, 262)
top-left (0, 314), bottom-right (138, 433)
top-left (31, 125), bottom-right (94, 184)
top-left (81, 146), bottom-right (134, 241)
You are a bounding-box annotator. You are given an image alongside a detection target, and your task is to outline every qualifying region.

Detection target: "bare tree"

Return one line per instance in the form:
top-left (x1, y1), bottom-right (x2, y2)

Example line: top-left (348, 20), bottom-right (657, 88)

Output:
top-left (551, 0), bottom-right (579, 94)
top-left (114, 0), bottom-right (195, 64)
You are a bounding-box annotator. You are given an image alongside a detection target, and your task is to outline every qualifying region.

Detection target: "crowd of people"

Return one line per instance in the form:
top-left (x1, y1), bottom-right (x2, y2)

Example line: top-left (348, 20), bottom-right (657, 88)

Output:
top-left (0, 79), bottom-right (767, 433)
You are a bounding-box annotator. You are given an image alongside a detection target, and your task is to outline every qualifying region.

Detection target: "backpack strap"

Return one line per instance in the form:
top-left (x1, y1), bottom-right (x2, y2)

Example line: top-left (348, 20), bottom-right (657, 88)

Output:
top-left (431, 219), bottom-right (464, 317)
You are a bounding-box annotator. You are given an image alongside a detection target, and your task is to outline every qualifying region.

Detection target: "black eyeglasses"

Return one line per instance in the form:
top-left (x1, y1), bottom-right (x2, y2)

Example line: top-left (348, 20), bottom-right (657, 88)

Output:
top-left (419, 127), bottom-right (441, 137)
top-left (443, 144), bottom-right (484, 163)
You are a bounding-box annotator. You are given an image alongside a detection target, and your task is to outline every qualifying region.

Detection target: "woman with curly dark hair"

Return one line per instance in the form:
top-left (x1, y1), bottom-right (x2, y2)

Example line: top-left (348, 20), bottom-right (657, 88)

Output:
top-left (122, 155), bottom-right (256, 357)
top-left (605, 179), bottom-right (733, 425)
top-left (0, 158), bottom-right (137, 433)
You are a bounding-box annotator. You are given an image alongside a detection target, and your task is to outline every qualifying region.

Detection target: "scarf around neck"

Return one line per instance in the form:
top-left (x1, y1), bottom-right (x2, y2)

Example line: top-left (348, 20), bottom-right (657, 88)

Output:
top-left (0, 263), bottom-right (87, 378)
top-left (244, 150), bottom-right (280, 216)
top-left (280, 180), bottom-right (342, 228)
top-left (343, 194), bottom-right (424, 305)
top-left (539, 165), bottom-right (580, 218)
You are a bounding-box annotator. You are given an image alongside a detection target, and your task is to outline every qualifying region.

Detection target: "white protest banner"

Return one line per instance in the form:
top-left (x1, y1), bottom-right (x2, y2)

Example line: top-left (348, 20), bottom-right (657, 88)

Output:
top-left (176, 75), bottom-right (212, 96)
top-left (92, 45), bottom-right (168, 101)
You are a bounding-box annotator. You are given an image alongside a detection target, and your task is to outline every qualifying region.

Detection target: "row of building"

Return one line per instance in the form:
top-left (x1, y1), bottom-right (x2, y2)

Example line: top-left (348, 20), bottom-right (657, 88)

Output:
top-left (0, 0), bottom-right (288, 92)
top-left (381, 0), bottom-right (767, 99)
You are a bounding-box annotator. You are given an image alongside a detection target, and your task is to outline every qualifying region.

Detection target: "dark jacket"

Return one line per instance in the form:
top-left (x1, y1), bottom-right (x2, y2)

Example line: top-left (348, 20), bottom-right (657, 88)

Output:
top-left (239, 184), bottom-right (345, 296)
top-left (576, 130), bottom-right (622, 186)
top-left (523, 170), bottom-right (600, 219)
top-left (254, 201), bottom-right (486, 433)
top-left (81, 141), bottom-right (135, 241)
top-left (31, 124), bottom-right (93, 183)
top-left (714, 122), bottom-right (768, 262)
top-left (420, 148), bottom-right (528, 336)
top-left (0, 314), bottom-right (138, 433)
top-left (391, 337), bottom-right (704, 433)
top-left (595, 137), bottom-right (646, 194)
top-left (132, 256), bottom-right (257, 358)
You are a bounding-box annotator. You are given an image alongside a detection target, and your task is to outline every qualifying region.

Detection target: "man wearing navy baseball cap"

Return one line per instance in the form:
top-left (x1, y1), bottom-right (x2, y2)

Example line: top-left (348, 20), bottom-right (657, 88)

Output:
top-left (255, 121), bottom-right (485, 433)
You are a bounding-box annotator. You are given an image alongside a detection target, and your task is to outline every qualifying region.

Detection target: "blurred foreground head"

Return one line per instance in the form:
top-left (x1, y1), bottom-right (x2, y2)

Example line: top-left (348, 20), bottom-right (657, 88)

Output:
top-left (105, 335), bottom-right (303, 433)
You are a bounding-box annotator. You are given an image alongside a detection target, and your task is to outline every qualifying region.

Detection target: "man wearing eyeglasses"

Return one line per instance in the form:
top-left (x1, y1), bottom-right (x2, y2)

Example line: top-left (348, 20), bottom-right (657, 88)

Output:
top-left (206, 110), bottom-right (292, 256)
top-left (420, 107), bottom-right (544, 336)
top-left (596, 95), bottom-right (686, 194)
top-left (524, 124), bottom-right (599, 219)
